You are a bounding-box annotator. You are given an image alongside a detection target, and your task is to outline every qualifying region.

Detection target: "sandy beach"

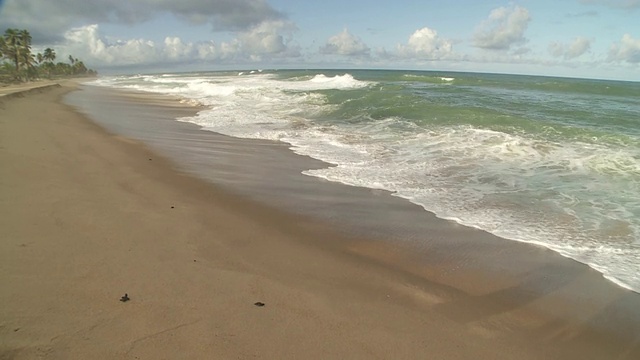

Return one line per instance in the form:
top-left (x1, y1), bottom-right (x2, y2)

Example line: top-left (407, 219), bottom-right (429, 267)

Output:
top-left (2, 83), bottom-right (640, 359)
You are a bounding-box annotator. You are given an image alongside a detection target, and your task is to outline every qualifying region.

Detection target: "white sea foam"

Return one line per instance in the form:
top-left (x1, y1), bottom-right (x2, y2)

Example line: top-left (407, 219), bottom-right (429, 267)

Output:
top-left (401, 74), bottom-right (455, 83)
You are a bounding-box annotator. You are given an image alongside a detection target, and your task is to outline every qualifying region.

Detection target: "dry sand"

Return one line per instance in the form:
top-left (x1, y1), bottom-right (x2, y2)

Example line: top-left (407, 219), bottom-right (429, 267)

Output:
top-left (1, 83), bottom-right (640, 359)
top-left (0, 81), bottom-right (61, 97)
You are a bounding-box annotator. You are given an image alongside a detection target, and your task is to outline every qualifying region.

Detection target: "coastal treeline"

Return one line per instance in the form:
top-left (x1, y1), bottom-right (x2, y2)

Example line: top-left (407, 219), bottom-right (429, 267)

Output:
top-left (0, 28), bottom-right (97, 83)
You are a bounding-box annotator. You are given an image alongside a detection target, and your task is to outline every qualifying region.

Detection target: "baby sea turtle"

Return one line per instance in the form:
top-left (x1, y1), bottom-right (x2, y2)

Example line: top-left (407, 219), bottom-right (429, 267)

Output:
top-left (120, 293), bottom-right (130, 302)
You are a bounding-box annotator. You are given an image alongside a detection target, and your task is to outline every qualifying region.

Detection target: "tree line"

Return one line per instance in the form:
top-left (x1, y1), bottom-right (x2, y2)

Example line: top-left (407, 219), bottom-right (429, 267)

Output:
top-left (0, 28), bottom-right (97, 83)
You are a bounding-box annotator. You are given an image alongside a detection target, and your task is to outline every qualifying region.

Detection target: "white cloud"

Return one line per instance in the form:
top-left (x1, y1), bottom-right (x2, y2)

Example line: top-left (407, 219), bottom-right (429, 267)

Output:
top-left (320, 29), bottom-right (370, 56)
top-left (608, 34), bottom-right (640, 63)
top-left (548, 37), bottom-right (592, 59)
top-left (54, 22), bottom-right (299, 68)
top-left (473, 6), bottom-right (531, 50)
top-left (237, 20), bottom-right (300, 58)
top-left (163, 37), bottom-right (194, 61)
top-left (396, 27), bottom-right (453, 59)
top-left (61, 25), bottom-right (171, 66)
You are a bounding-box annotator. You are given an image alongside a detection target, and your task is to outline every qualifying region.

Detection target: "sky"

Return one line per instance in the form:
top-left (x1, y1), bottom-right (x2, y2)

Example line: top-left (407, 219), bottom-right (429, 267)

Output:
top-left (1, 0), bottom-right (639, 80)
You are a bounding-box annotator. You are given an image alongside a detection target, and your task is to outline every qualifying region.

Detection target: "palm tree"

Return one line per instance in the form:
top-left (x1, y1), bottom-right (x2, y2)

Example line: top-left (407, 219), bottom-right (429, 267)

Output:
top-left (41, 48), bottom-right (56, 77)
top-left (55, 62), bottom-right (71, 75)
top-left (2, 29), bottom-right (33, 80)
top-left (21, 52), bottom-right (36, 81)
top-left (19, 29), bottom-right (32, 51)
top-left (3, 28), bottom-right (22, 72)
top-left (18, 30), bottom-right (33, 77)
top-left (43, 47), bottom-right (56, 63)
top-left (73, 60), bottom-right (88, 75)
top-left (2, 28), bottom-right (97, 82)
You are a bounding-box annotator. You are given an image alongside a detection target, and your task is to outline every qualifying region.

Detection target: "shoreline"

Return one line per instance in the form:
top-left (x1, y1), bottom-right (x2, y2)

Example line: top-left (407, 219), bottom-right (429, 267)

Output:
top-left (80, 76), bottom-right (640, 293)
top-left (68, 84), bottom-right (639, 295)
top-left (2, 83), bottom-right (640, 359)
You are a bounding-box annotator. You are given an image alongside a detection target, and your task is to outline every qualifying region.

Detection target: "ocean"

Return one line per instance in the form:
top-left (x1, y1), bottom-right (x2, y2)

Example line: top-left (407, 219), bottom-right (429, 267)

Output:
top-left (89, 69), bottom-right (640, 293)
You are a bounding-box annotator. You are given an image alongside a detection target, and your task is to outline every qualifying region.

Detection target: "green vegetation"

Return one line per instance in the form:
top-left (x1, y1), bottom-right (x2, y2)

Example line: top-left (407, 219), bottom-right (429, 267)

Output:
top-left (0, 28), bottom-right (97, 84)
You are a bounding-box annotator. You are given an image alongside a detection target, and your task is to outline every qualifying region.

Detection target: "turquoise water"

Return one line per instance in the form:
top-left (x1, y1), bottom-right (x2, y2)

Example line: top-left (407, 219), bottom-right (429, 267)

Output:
top-left (91, 69), bottom-right (640, 292)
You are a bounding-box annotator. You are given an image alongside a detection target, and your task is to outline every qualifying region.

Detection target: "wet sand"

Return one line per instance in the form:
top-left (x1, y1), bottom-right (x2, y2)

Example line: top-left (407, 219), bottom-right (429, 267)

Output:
top-left (1, 82), bottom-right (640, 359)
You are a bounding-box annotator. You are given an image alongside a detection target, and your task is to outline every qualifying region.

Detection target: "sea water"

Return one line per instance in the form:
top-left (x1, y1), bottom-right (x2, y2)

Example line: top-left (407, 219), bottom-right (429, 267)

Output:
top-left (90, 69), bottom-right (640, 293)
